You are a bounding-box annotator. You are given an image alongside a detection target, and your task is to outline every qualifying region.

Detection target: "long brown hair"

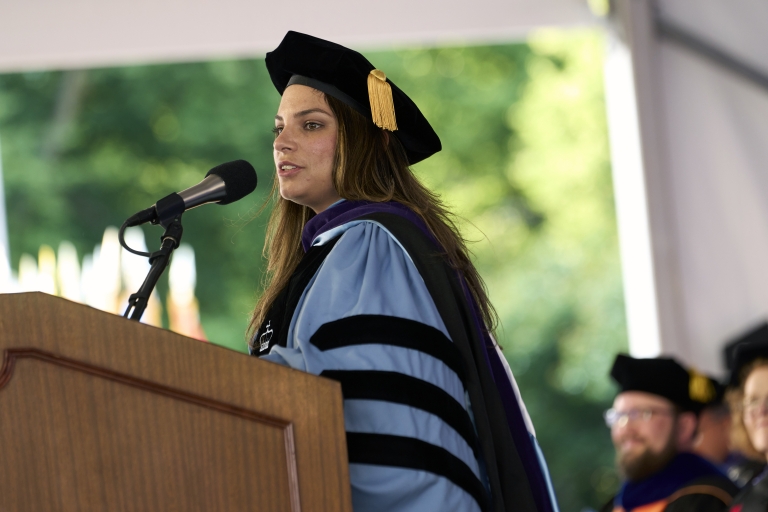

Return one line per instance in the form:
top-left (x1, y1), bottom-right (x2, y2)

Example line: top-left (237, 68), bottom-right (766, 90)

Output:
top-left (248, 92), bottom-right (497, 346)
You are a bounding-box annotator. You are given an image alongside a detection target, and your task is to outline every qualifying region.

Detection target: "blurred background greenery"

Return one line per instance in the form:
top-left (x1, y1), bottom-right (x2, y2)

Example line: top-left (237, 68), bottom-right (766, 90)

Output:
top-left (0, 28), bottom-right (627, 510)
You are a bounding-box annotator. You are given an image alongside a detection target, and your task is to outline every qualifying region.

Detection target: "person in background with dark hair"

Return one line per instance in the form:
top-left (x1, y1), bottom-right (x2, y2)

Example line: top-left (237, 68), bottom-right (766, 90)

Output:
top-left (693, 372), bottom-right (764, 488)
top-left (599, 354), bottom-right (737, 512)
top-left (248, 31), bottom-right (558, 512)
top-left (724, 342), bottom-right (768, 511)
top-left (694, 377), bottom-right (732, 469)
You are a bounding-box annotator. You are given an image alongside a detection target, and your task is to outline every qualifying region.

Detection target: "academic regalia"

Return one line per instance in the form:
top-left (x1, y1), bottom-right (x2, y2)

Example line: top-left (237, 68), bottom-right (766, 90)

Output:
top-left (724, 323), bottom-right (768, 388)
top-left (695, 372), bottom-right (764, 489)
top-left (265, 31), bottom-right (442, 164)
top-left (722, 454), bottom-right (765, 489)
top-left (730, 468), bottom-right (768, 512)
top-left (724, 334), bottom-right (768, 511)
top-left (602, 355), bottom-right (738, 511)
top-left (255, 30), bottom-right (559, 512)
top-left (599, 453), bottom-right (737, 512)
top-left (697, 374), bottom-right (766, 490)
top-left (610, 355), bottom-right (719, 413)
top-left (252, 199), bottom-right (558, 512)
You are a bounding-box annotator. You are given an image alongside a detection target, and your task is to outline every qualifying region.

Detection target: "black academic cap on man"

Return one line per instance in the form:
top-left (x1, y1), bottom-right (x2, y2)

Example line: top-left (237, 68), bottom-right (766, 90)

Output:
top-left (724, 322), bottom-right (768, 387)
top-left (265, 31), bottom-right (441, 165)
top-left (610, 354), bottom-right (717, 414)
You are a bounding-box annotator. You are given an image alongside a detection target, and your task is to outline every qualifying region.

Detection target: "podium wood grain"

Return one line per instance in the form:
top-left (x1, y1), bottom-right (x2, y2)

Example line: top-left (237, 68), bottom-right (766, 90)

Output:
top-left (0, 292), bottom-right (352, 512)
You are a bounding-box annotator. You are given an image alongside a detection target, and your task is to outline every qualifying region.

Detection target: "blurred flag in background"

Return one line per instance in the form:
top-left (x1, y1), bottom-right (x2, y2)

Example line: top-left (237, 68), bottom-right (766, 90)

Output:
top-left (0, 225), bottom-right (206, 341)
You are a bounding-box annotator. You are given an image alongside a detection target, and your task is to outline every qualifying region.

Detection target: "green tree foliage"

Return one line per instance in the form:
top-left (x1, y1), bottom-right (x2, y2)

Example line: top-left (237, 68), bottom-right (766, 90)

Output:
top-left (0, 60), bottom-right (278, 346)
top-left (0, 28), bottom-right (626, 510)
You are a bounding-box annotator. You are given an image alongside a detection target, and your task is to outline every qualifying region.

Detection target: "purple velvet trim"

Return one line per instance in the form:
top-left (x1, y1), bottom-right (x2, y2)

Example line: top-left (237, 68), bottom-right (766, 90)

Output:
top-left (617, 453), bottom-right (727, 509)
top-left (458, 279), bottom-right (555, 512)
top-left (302, 200), bottom-right (433, 252)
top-left (303, 200), bottom-right (554, 510)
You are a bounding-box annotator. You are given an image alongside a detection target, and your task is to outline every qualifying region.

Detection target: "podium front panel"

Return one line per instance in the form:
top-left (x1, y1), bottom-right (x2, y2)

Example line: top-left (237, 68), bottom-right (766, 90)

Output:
top-left (0, 293), bottom-right (352, 512)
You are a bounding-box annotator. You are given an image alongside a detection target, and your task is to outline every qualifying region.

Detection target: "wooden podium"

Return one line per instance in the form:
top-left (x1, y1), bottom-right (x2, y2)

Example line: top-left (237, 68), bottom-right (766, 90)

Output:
top-left (0, 292), bottom-right (352, 512)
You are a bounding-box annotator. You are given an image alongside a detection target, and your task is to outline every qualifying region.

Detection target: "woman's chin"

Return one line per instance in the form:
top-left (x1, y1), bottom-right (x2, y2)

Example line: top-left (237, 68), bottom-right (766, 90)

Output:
top-left (280, 193), bottom-right (315, 211)
top-left (278, 187), bottom-right (304, 206)
top-left (748, 429), bottom-right (768, 454)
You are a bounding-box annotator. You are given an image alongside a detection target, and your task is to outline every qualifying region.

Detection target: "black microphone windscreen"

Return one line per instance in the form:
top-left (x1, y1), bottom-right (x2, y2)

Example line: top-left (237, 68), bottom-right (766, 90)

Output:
top-left (206, 160), bottom-right (258, 205)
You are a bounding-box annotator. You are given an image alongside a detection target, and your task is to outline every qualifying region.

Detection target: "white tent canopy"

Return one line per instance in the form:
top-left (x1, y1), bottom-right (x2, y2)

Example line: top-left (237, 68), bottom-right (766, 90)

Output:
top-left (2, 0), bottom-right (767, 376)
top-left (0, 0), bottom-right (593, 72)
top-left (608, 0), bottom-right (768, 375)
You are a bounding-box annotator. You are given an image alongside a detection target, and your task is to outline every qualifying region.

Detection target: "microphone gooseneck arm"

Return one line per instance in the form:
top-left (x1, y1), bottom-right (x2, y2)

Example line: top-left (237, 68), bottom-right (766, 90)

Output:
top-left (122, 215), bottom-right (184, 322)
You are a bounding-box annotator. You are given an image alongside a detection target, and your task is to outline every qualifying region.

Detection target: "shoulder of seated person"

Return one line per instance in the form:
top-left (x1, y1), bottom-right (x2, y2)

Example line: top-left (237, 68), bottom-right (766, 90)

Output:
top-left (665, 475), bottom-right (739, 512)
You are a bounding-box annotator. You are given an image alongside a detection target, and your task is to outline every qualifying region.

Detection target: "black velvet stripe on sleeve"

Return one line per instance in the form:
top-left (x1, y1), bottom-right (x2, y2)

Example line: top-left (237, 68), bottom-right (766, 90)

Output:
top-left (358, 213), bottom-right (540, 512)
top-left (321, 369), bottom-right (478, 458)
top-left (347, 432), bottom-right (489, 511)
top-left (310, 314), bottom-right (466, 384)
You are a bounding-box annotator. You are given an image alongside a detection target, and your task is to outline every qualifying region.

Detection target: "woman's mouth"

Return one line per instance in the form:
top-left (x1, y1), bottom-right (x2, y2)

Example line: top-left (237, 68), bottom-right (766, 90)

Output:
top-left (277, 162), bottom-right (302, 176)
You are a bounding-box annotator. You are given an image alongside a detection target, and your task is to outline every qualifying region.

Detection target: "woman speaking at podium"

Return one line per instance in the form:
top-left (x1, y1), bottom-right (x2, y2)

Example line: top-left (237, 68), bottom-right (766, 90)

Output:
top-left (249, 31), bottom-right (557, 512)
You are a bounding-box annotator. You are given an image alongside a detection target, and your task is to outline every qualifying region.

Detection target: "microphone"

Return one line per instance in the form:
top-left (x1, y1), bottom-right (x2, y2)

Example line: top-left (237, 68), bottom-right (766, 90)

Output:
top-left (125, 160), bottom-right (257, 227)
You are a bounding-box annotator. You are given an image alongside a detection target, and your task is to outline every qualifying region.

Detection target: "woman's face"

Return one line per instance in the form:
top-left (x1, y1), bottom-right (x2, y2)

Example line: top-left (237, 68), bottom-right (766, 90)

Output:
top-left (743, 366), bottom-right (768, 455)
top-left (273, 84), bottom-right (340, 213)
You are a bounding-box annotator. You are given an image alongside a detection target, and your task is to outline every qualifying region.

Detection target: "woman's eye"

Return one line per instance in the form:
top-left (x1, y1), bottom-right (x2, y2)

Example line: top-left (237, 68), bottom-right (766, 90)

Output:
top-left (272, 126), bottom-right (283, 137)
top-left (305, 122), bottom-right (321, 130)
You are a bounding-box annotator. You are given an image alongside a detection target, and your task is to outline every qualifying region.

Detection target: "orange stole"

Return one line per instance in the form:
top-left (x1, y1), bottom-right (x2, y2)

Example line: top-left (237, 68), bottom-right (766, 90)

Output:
top-left (612, 484), bottom-right (733, 512)
top-left (612, 500), bottom-right (667, 512)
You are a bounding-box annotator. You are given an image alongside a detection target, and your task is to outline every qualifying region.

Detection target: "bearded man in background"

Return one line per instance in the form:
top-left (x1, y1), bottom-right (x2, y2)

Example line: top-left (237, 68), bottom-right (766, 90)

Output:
top-left (600, 354), bottom-right (738, 512)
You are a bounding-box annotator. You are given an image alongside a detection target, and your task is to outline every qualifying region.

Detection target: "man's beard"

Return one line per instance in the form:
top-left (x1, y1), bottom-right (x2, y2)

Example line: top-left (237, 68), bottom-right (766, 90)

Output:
top-left (615, 434), bottom-right (677, 482)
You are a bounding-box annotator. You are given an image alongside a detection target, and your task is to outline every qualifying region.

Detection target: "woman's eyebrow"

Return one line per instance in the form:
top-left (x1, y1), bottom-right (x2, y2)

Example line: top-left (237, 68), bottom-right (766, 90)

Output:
top-left (274, 108), bottom-right (332, 121)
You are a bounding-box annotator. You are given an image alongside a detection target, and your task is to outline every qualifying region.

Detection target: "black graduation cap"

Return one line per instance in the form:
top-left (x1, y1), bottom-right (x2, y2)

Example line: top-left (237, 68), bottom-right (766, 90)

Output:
top-left (729, 344), bottom-right (768, 388)
top-left (265, 31), bottom-right (442, 165)
top-left (724, 322), bottom-right (768, 387)
top-left (610, 354), bottom-right (716, 413)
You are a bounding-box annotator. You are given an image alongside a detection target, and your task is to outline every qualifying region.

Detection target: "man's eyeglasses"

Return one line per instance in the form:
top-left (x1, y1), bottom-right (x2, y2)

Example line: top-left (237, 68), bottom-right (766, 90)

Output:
top-left (603, 407), bottom-right (674, 428)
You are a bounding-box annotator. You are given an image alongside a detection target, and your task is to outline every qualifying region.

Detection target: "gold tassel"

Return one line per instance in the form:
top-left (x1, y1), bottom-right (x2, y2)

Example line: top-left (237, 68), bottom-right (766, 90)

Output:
top-left (367, 69), bottom-right (398, 131)
top-left (689, 368), bottom-right (715, 403)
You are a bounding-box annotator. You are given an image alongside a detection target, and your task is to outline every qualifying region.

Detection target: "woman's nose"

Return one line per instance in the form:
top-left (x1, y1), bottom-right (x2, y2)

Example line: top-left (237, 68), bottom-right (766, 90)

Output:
top-left (274, 127), bottom-right (294, 152)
